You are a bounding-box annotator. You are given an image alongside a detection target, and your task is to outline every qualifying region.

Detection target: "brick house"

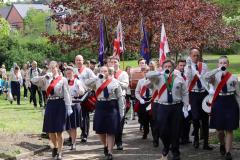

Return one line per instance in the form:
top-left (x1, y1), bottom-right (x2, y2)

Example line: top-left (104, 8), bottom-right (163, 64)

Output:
top-left (0, 4), bottom-right (49, 29)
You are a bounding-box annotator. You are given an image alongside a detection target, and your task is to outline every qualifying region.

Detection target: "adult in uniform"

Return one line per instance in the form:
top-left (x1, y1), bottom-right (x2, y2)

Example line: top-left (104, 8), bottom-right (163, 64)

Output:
top-left (65, 66), bottom-right (85, 150)
top-left (86, 66), bottom-right (124, 160)
top-left (29, 61), bottom-right (43, 108)
top-left (185, 48), bottom-right (212, 150)
top-left (176, 59), bottom-right (191, 145)
top-left (135, 66), bottom-right (154, 140)
top-left (32, 61), bottom-right (72, 160)
top-left (9, 65), bottom-right (22, 105)
top-left (146, 60), bottom-right (189, 160)
top-left (110, 56), bottom-right (129, 150)
top-left (74, 55), bottom-right (96, 142)
top-left (204, 56), bottom-right (239, 160)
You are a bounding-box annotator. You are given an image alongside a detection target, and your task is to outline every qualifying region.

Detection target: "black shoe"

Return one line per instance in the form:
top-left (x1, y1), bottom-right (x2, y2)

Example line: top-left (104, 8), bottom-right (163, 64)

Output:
top-left (104, 147), bottom-right (108, 156)
top-left (41, 133), bottom-right (49, 139)
top-left (220, 145), bottom-right (226, 156)
top-left (153, 141), bottom-right (159, 148)
top-left (203, 145), bottom-right (213, 150)
top-left (180, 139), bottom-right (191, 145)
top-left (68, 136), bottom-right (72, 142)
top-left (142, 134), bottom-right (147, 139)
top-left (193, 140), bottom-right (199, 149)
top-left (106, 153), bottom-right (113, 160)
top-left (116, 144), bottom-right (123, 150)
top-left (52, 148), bottom-right (58, 157)
top-left (225, 152), bottom-right (232, 160)
top-left (162, 148), bottom-right (169, 157)
top-left (81, 137), bottom-right (87, 143)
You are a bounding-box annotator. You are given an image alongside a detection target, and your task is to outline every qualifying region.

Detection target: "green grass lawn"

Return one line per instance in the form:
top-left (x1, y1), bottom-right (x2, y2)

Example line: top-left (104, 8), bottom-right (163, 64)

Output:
top-left (0, 93), bottom-right (43, 134)
top-left (120, 54), bottom-right (240, 74)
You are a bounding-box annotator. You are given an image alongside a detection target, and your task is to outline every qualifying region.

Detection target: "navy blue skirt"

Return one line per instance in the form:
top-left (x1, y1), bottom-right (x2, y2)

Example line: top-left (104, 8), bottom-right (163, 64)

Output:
top-left (93, 100), bottom-right (120, 134)
top-left (43, 99), bottom-right (67, 133)
top-left (66, 103), bottom-right (81, 130)
top-left (210, 95), bottom-right (239, 130)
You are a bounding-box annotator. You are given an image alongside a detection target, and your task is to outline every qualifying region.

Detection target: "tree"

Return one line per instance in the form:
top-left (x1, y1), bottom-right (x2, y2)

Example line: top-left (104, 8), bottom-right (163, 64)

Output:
top-left (24, 9), bottom-right (56, 36)
top-left (48, 0), bottom-right (237, 57)
top-left (210, 0), bottom-right (240, 28)
top-left (0, 17), bottom-right (10, 37)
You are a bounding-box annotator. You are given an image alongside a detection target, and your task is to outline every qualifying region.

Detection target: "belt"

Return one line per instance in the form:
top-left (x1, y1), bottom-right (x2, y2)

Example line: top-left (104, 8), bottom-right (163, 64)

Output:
top-left (159, 101), bottom-right (181, 105)
top-left (48, 96), bottom-right (63, 100)
top-left (97, 98), bottom-right (117, 101)
top-left (219, 92), bottom-right (235, 96)
top-left (191, 89), bottom-right (206, 93)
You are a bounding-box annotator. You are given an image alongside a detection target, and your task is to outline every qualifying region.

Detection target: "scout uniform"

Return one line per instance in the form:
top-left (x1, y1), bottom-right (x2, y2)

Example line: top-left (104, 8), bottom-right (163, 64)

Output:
top-left (135, 77), bottom-right (154, 139)
top-left (184, 61), bottom-right (211, 149)
top-left (175, 70), bottom-right (191, 145)
top-left (86, 76), bottom-right (124, 134)
top-left (204, 69), bottom-right (239, 131)
top-left (114, 69), bottom-right (129, 149)
top-left (31, 75), bottom-right (72, 133)
top-left (146, 70), bottom-right (189, 159)
top-left (66, 77), bottom-right (85, 131)
top-left (74, 66), bottom-right (96, 141)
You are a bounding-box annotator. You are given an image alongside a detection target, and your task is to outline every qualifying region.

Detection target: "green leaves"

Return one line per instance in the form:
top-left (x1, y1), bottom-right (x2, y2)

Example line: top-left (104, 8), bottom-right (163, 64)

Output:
top-left (0, 18), bottom-right (10, 37)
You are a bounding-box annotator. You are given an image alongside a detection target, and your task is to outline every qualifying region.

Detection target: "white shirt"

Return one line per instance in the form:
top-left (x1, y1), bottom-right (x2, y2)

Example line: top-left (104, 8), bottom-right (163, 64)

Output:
top-left (74, 66), bottom-right (96, 90)
top-left (146, 71), bottom-right (189, 106)
top-left (135, 78), bottom-right (153, 101)
top-left (204, 69), bottom-right (240, 105)
top-left (184, 62), bottom-right (208, 90)
top-left (86, 76), bottom-right (125, 118)
top-left (114, 69), bottom-right (129, 96)
top-left (31, 75), bottom-right (72, 107)
top-left (68, 78), bottom-right (85, 97)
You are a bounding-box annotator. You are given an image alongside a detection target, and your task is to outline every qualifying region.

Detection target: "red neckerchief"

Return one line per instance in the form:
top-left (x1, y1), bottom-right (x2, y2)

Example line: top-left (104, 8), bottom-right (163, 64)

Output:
top-left (68, 77), bottom-right (77, 86)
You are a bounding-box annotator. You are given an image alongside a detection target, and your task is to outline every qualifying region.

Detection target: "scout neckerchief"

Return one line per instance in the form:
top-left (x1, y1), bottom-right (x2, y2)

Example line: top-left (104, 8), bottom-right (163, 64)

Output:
top-left (68, 76), bottom-right (77, 86)
top-left (46, 76), bottom-right (62, 97)
top-left (188, 62), bottom-right (202, 91)
top-left (158, 73), bottom-right (176, 98)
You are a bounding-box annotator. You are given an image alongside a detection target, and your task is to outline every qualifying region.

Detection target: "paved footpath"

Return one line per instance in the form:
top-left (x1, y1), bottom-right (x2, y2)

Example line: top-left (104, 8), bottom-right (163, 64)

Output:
top-left (32, 119), bottom-right (240, 160)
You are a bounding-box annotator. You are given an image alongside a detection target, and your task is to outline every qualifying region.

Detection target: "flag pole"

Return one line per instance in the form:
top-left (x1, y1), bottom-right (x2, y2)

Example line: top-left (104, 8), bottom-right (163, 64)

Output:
top-left (122, 52), bottom-right (125, 70)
